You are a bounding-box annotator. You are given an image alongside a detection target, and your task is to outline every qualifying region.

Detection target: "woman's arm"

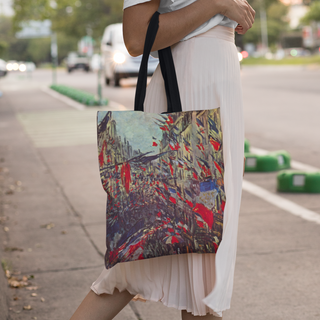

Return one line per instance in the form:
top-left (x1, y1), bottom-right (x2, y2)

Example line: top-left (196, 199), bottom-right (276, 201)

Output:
top-left (123, 0), bottom-right (255, 57)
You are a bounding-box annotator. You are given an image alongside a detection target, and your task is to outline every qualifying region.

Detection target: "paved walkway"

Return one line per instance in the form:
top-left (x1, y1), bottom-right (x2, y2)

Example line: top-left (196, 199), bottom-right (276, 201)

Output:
top-left (0, 86), bottom-right (182, 320)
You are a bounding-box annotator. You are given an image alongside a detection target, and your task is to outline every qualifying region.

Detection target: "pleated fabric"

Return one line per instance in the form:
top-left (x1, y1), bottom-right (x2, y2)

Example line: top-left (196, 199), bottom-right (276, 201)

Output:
top-left (91, 25), bottom-right (244, 317)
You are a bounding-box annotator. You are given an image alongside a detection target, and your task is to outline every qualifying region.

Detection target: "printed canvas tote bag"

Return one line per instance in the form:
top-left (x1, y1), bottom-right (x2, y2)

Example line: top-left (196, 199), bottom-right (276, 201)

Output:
top-left (97, 12), bottom-right (226, 269)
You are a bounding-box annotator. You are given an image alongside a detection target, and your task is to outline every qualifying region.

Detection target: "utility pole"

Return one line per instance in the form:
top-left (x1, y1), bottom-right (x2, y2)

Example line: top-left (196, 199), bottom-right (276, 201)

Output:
top-left (51, 32), bottom-right (58, 85)
top-left (260, 0), bottom-right (269, 54)
top-left (97, 54), bottom-right (103, 105)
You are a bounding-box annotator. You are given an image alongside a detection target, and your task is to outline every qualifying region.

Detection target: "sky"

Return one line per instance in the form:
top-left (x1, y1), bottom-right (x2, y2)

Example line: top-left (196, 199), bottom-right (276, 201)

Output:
top-left (98, 111), bottom-right (164, 154)
top-left (0, 0), bottom-right (14, 16)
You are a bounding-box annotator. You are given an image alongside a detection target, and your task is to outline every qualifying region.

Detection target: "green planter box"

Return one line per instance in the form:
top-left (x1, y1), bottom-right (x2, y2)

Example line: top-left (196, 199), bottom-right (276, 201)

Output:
top-left (244, 150), bottom-right (291, 172)
top-left (50, 85), bottom-right (108, 106)
top-left (244, 138), bottom-right (250, 153)
top-left (268, 150), bottom-right (291, 170)
top-left (277, 171), bottom-right (320, 193)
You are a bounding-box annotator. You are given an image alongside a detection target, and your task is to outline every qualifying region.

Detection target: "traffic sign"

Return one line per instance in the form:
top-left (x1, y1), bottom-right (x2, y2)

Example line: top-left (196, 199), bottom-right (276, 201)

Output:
top-left (15, 20), bottom-right (52, 39)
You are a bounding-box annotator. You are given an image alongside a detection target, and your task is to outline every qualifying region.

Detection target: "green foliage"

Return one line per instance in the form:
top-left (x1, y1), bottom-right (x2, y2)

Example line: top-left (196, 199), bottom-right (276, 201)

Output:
top-left (12, 0), bottom-right (123, 40)
top-left (243, 0), bottom-right (290, 46)
top-left (9, 0), bottom-right (290, 59)
top-left (1, 259), bottom-right (12, 273)
top-left (0, 16), bottom-right (19, 60)
top-left (50, 84), bottom-right (108, 106)
top-left (241, 55), bottom-right (320, 65)
top-left (26, 38), bottom-right (51, 62)
top-left (10, 0), bottom-right (123, 63)
top-left (0, 15), bottom-right (78, 63)
top-left (0, 41), bottom-right (8, 56)
top-left (300, 1), bottom-right (320, 23)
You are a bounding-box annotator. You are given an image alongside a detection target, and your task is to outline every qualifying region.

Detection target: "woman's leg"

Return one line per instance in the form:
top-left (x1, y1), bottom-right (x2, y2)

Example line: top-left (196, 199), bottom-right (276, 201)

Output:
top-left (70, 289), bottom-right (135, 320)
top-left (181, 310), bottom-right (222, 320)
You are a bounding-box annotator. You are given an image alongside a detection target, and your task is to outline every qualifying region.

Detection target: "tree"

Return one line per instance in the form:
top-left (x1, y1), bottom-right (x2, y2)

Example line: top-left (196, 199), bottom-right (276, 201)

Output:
top-left (242, 0), bottom-right (290, 46)
top-left (0, 41), bottom-right (8, 57)
top-left (300, 1), bottom-right (320, 24)
top-left (0, 15), bottom-right (78, 63)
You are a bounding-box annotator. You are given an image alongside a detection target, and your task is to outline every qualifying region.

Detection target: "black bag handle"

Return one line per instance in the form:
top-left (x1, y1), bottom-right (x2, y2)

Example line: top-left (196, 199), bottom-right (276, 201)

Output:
top-left (134, 11), bottom-right (182, 113)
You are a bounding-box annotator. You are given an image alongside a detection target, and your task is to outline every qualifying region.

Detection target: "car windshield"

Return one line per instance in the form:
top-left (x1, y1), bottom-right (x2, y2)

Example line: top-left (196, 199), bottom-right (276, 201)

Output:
top-left (68, 53), bottom-right (86, 59)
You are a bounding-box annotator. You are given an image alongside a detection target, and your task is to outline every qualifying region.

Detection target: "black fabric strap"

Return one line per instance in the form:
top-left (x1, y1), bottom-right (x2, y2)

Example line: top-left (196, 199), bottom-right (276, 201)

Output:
top-left (134, 11), bottom-right (182, 113)
top-left (158, 47), bottom-right (182, 113)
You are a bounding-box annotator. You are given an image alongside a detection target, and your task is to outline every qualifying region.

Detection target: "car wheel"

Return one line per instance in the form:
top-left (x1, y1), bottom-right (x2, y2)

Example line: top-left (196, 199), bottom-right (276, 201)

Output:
top-left (85, 66), bottom-right (90, 72)
top-left (114, 73), bottom-right (121, 87)
top-left (68, 68), bottom-right (72, 73)
top-left (105, 77), bottom-right (110, 86)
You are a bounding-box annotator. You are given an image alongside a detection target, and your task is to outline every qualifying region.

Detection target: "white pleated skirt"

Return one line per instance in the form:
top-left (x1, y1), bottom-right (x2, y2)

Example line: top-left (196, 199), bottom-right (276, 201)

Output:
top-left (91, 25), bottom-right (244, 317)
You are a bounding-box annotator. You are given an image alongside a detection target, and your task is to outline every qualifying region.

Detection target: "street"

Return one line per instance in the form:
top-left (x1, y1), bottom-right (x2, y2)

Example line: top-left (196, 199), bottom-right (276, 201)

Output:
top-left (0, 65), bottom-right (320, 320)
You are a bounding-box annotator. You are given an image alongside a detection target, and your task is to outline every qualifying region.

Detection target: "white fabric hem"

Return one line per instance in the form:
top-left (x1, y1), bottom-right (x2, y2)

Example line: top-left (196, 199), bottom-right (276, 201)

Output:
top-left (90, 284), bottom-right (223, 317)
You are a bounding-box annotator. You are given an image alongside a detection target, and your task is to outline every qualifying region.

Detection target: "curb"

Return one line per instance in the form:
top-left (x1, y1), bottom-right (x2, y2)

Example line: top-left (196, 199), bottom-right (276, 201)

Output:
top-left (41, 86), bottom-right (129, 112)
top-left (41, 86), bottom-right (86, 110)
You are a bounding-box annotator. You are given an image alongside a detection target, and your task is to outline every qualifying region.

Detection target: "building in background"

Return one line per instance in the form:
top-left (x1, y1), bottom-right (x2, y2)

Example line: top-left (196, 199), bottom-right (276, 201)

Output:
top-left (280, 0), bottom-right (320, 52)
top-left (281, 0), bottom-right (309, 29)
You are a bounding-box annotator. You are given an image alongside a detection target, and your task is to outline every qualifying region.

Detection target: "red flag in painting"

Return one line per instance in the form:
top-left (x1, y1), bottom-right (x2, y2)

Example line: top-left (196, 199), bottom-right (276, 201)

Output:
top-left (193, 203), bottom-right (214, 229)
top-left (214, 161), bottom-right (222, 175)
top-left (99, 140), bottom-right (107, 167)
top-left (210, 139), bottom-right (221, 151)
top-left (121, 163), bottom-right (131, 194)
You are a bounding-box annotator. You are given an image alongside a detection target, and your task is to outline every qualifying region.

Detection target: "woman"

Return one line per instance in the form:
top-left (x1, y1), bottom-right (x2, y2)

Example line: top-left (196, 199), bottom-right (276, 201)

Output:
top-left (71, 0), bottom-right (255, 319)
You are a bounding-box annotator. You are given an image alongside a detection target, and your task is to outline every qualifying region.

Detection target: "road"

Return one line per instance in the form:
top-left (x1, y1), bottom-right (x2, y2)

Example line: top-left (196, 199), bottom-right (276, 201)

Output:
top-left (0, 66), bottom-right (320, 320)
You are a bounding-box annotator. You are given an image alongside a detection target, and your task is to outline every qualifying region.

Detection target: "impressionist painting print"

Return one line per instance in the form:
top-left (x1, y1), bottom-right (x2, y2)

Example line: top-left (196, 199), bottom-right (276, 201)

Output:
top-left (97, 109), bottom-right (225, 269)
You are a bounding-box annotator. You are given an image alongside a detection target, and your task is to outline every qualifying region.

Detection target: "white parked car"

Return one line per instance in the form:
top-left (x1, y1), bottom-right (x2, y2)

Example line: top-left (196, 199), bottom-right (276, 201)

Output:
top-left (18, 61), bottom-right (36, 72)
top-left (101, 23), bottom-right (158, 87)
top-left (6, 60), bottom-right (19, 71)
top-left (66, 52), bottom-right (90, 73)
top-left (5, 61), bottom-right (36, 73)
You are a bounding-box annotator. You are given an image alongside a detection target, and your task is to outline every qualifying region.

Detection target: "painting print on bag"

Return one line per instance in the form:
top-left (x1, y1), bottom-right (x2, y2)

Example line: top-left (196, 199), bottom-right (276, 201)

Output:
top-left (97, 108), bottom-right (226, 269)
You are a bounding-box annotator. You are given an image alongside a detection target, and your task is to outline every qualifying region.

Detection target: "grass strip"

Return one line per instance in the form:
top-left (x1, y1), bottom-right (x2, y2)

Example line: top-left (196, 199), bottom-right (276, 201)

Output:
top-left (242, 55), bottom-right (320, 66)
top-left (50, 84), bottom-right (108, 106)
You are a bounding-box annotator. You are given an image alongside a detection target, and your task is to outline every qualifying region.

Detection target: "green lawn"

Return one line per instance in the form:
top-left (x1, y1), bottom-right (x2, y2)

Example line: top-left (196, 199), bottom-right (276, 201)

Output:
top-left (241, 55), bottom-right (320, 65)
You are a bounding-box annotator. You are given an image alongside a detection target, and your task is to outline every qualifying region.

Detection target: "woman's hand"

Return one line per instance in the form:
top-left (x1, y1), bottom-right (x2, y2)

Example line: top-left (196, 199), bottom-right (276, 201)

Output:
top-left (217, 0), bottom-right (255, 34)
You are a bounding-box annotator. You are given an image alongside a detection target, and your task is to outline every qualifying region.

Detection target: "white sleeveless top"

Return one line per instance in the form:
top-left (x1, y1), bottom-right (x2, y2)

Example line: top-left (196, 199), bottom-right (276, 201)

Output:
top-left (123, 0), bottom-right (237, 41)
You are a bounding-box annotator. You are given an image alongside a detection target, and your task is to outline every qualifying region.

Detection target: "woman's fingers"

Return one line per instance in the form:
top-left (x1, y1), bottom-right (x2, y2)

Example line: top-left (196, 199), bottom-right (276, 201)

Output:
top-left (242, 3), bottom-right (254, 32)
top-left (222, 0), bottom-right (255, 34)
top-left (239, 17), bottom-right (250, 33)
top-left (248, 4), bottom-right (256, 25)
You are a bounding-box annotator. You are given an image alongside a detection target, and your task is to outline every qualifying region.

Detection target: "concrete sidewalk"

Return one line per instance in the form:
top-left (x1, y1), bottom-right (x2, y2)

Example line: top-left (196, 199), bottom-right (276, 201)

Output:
top-left (0, 88), bottom-right (181, 320)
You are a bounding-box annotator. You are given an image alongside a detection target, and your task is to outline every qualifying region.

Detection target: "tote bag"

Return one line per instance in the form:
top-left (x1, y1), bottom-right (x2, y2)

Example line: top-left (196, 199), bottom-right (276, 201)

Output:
top-left (97, 12), bottom-right (225, 269)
